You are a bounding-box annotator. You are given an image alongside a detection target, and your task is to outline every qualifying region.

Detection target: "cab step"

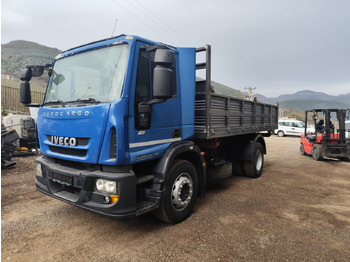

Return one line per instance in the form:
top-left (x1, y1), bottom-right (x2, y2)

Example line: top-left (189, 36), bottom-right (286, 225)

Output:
top-left (136, 175), bottom-right (155, 184)
top-left (136, 201), bottom-right (158, 216)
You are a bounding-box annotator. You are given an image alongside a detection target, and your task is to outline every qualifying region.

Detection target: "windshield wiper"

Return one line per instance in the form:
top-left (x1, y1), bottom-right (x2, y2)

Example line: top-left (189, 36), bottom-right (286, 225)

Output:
top-left (77, 98), bottom-right (100, 104)
top-left (42, 100), bottom-right (66, 107)
top-left (66, 98), bottom-right (100, 104)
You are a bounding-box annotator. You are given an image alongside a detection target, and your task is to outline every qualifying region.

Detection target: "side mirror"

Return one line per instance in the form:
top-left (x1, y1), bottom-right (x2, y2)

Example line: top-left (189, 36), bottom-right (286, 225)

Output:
top-left (32, 66), bottom-right (45, 77)
top-left (20, 82), bottom-right (31, 104)
top-left (153, 49), bottom-right (175, 100)
top-left (20, 68), bottom-right (33, 82)
top-left (19, 65), bottom-right (47, 107)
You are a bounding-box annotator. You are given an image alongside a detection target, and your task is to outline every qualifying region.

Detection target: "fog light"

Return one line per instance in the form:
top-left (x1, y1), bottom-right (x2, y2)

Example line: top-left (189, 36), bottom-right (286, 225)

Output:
top-left (36, 163), bottom-right (42, 177)
top-left (94, 179), bottom-right (117, 194)
top-left (104, 196), bottom-right (110, 204)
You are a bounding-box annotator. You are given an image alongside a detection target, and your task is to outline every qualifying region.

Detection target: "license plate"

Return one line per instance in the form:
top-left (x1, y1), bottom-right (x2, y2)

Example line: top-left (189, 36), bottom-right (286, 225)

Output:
top-left (52, 172), bottom-right (72, 186)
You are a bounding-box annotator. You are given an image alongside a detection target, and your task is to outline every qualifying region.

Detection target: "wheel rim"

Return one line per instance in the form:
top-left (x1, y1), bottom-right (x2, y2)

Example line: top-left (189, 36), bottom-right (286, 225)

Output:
top-left (312, 146), bottom-right (318, 159)
top-left (256, 150), bottom-right (263, 171)
top-left (171, 173), bottom-right (193, 211)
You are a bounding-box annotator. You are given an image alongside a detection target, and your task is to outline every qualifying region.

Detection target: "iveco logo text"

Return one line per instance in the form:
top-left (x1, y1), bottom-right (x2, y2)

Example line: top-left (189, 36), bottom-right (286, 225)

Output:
top-left (43, 111), bottom-right (90, 117)
top-left (50, 136), bottom-right (77, 147)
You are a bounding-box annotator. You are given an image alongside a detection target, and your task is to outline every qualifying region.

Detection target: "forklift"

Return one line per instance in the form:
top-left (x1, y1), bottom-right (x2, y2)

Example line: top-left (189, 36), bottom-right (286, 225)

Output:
top-left (300, 109), bottom-right (350, 161)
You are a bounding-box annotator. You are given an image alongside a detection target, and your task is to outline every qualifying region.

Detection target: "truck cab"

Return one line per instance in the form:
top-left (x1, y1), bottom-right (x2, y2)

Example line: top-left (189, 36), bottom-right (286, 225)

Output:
top-left (21, 35), bottom-right (199, 221)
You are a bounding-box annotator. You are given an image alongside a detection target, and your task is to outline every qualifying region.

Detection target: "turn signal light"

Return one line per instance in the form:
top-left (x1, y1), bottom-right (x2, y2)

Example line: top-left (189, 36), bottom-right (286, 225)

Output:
top-left (110, 195), bottom-right (119, 203)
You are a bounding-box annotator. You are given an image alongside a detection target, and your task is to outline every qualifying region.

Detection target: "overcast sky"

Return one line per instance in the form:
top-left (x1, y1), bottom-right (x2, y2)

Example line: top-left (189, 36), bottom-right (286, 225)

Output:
top-left (2, 0), bottom-right (350, 97)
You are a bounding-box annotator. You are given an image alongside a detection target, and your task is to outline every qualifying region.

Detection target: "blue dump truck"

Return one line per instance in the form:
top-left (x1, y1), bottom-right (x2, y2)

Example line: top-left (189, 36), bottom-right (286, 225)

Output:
top-left (20, 35), bottom-right (278, 223)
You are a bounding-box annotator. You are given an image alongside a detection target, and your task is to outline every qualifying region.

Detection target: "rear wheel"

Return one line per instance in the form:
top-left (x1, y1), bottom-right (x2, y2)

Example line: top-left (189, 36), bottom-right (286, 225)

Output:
top-left (300, 144), bottom-right (306, 155)
top-left (153, 160), bottom-right (198, 224)
top-left (243, 142), bottom-right (264, 178)
top-left (277, 131), bottom-right (285, 137)
top-left (312, 144), bottom-right (323, 161)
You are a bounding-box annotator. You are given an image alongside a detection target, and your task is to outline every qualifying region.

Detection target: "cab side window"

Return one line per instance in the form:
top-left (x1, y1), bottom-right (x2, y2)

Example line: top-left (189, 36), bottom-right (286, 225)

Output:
top-left (134, 50), bottom-right (151, 130)
top-left (135, 51), bottom-right (150, 106)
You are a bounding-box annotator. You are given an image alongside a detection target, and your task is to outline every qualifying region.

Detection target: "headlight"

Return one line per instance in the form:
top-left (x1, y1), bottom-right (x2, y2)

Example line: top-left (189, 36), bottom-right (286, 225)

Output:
top-left (36, 163), bottom-right (43, 177)
top-left (94, 179), bottom-right (117, 194)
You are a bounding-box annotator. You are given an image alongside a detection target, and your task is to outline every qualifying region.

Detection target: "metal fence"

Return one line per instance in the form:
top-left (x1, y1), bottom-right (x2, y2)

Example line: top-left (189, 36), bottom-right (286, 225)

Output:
top-left (1, 86), bottom-right (45, 113)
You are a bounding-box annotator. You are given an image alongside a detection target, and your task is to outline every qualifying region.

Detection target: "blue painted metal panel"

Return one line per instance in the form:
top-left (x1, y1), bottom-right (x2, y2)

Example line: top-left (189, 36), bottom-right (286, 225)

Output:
top-left (178, 47), bottom-right (196, 140)
top-left (127, 41), bottom-right (183, 164)
top-left (37, 104), bottom-right (110, 163)
top-left (129, 142), bottom-right (172, 163)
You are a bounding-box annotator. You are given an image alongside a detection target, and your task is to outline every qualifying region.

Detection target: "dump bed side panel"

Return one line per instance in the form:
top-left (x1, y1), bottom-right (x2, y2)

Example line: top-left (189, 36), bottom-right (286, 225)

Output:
top-left (195, 83), bottom-right (278, 139)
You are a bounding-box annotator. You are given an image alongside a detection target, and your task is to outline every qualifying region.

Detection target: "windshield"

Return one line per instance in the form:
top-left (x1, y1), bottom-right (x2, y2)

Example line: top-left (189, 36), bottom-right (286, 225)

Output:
top-left (44, 44), bottom-right (129, 105)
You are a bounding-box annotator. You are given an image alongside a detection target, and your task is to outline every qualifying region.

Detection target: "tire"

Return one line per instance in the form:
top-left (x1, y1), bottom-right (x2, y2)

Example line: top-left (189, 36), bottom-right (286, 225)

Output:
top-left (277, 131), bottom-right (285, 137)
top-left (206, 162), bottom-right (232, 180)
top-left (243, 142), bottom-right (264, 178)
top-left (300, 144), bottom-right (306, 155)
top-left (312, 144), bottom-right (323, 161)
top-left (153, 160), bottom-right (198, 224)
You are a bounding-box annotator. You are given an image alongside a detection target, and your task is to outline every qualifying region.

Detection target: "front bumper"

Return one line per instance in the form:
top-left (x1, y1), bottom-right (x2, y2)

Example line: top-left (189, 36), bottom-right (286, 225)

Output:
top-left (35, 156), bottom-right (139, 219)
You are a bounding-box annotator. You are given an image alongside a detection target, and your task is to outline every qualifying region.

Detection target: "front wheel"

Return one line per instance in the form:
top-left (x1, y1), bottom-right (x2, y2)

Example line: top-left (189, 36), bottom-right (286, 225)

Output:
top-left (300, 144), bottom-right (306, 155)
top-left (312, 144), bottom-right (323, 161)
top-left (243, 142), bottom-right (264, 178)
top-left (153, 160), bottom-right (198, 224)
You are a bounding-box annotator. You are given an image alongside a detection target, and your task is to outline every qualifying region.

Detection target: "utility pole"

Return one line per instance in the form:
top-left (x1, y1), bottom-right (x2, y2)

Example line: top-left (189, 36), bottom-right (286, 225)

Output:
top-left (245, 86), bottom-right (256, 99)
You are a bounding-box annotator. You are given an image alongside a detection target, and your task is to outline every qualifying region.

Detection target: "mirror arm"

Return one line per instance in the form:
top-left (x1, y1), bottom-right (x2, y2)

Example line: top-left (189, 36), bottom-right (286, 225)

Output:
top-left (138, 99), bottom-right (166, 114)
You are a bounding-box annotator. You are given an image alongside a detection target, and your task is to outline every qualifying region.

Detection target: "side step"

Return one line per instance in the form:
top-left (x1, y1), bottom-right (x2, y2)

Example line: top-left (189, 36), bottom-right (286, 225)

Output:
top-left (136, 201), bottom-right (158, 216)
top-left (136, 175), bottom-right (155, 184)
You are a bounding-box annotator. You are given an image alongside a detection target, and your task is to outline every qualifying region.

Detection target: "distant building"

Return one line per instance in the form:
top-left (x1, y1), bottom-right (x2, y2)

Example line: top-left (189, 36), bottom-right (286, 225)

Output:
top-left (1, 74), bottom-right (13, 80)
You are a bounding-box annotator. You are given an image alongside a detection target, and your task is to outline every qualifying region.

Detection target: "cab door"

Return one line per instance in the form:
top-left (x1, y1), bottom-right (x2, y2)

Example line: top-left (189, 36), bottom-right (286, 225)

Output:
top-left (128, 42), bottom-right (181, 164)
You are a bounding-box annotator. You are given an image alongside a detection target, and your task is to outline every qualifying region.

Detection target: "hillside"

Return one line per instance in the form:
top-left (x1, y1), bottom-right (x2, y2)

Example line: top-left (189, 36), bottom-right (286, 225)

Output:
top-left (211, 80), bottom-right (246, 99)
top-left (1, 40), bottom-right (61, 78)
top-left (256, 90), bottom-right (350, 111)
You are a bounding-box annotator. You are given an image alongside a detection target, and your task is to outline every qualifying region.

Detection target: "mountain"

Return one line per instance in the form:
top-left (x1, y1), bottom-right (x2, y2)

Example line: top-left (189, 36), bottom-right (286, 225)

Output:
top-left (335, 93), bottom-right (350, 104)
top-left (256, 90), bottom-right (350, 111)
top-left (1, 40), bottom-right (61, 78)
top-left (254, 94), bottom-right (276, 104)
top-left (278, 90), bottom-right (338, 102)
top-left (279, 100), bottom-right (350, 111)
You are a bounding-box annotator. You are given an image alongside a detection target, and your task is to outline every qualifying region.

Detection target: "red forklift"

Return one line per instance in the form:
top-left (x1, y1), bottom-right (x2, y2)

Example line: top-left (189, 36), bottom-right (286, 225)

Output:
top-left (300, 109), bottom-right (350, 161)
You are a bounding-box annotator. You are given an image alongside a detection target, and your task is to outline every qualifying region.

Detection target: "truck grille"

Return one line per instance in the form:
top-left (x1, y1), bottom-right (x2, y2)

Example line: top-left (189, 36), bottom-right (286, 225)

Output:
top-left (46, 136), bottom-right (89, 146)
top-left (49, 146), bottom-right (88, 157)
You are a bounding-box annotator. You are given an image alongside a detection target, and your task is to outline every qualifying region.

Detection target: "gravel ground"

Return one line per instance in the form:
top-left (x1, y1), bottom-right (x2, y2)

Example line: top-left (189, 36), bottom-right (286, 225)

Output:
top-left (2, 136), bottom-right (350, 261)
